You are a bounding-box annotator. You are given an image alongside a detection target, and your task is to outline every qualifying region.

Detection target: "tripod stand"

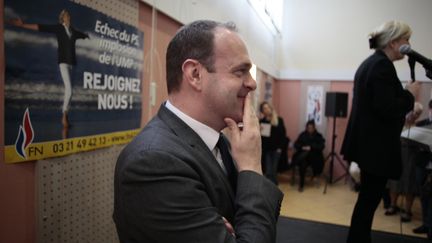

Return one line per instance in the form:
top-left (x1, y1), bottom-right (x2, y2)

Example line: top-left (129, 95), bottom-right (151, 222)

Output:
top-left (323, 116), bottom-right (349, 194)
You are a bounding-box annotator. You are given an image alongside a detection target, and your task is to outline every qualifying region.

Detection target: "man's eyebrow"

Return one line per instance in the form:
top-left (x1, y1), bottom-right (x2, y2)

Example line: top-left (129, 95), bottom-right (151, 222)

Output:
top-left (232, 62), bottom-right (252, 70)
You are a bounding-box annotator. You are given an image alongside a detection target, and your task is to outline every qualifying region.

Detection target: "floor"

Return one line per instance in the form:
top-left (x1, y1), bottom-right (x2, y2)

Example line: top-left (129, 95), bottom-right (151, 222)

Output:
top-left (277, 171), bottom-right (427, 239)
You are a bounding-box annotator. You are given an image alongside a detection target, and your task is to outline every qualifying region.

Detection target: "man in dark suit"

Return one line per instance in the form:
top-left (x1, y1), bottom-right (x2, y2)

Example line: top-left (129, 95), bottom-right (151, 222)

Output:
top-left (341, 20), bottom-right (420, 243)
top-left (113, 20), bottom-right (283, 243)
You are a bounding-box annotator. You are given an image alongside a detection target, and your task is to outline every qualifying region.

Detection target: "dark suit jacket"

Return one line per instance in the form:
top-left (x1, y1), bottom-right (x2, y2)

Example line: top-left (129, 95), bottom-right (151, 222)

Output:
top-left (416, 118), bottom-right (432, 127)
top-left (341, 50), bottom-right (414, 179)
top-left (293, 130), bottom-right (325, 167)
top-left (260, 117), bottom-right (287, 152)
top-left (38, 24), bottom-right (88, 65)
top-left (114, 104), bottom-right (283, 243)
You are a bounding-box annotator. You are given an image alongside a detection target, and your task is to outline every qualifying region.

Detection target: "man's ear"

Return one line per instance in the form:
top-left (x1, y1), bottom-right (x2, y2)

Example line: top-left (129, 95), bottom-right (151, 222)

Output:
top-left (182, 59), bottom-right (203, 91)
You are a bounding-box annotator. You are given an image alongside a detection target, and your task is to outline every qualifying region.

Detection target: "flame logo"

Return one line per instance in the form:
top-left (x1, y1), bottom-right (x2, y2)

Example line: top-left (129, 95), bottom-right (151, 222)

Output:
top-left (15, 108), bottom-right (35, 158)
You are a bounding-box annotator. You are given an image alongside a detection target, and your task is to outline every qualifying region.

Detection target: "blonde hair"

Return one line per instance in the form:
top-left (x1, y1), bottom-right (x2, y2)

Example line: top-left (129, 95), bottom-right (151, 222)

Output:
top-left (369, 20), bottom-right (412, 50)
top-left (58, 10), bottom-right (69, 24)
top-left (259, 101), bottom-right (279, 126)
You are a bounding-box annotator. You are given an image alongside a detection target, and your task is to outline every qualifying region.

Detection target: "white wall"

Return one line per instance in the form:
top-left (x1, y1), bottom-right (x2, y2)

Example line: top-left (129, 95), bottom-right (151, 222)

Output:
top-left (280, 0), bottom-right (432, 81)
top-left (140, 0), bottom-right (280, 77)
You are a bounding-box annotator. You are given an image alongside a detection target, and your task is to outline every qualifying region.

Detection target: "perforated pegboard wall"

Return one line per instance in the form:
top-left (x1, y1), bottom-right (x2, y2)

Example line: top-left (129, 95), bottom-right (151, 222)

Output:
top-left (71, 0), bottom-right (139, 27)
top-left (36, 145), bottom-right (124, 243)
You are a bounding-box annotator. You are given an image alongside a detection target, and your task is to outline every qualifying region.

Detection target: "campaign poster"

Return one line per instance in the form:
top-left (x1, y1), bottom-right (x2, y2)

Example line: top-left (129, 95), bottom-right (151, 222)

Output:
top-left (264, 76), bottom-right (273, 102)
top-left (4, 0), bottom-right (143, 163)
top-left (306, 86), bottom-right (323, 125)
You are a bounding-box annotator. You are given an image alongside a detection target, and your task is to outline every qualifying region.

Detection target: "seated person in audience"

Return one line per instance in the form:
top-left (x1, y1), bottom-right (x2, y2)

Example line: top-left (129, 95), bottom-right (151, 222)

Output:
top-left (293, 120), bottom-right (325, 192)
top-left (413, 99), bottom-right (432, 238)
top-left (416, 99), bottom-right (432, 127)
top-left (413, 151), bottom-right (432, 239)
top-left (385, 102), bottom-right (423, 222)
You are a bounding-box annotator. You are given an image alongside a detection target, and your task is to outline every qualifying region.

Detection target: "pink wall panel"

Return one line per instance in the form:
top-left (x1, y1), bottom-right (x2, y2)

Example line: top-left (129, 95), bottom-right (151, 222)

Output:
top-left (152, 12), bottom-right (181, 117)
top-left (0, 163), bottom-right (36, 243)
top-left (139, 4), bottom-right (181, 125)
top-left (139, 3), bottom-right (153, 125)
top-left (0, 0), bottom-right (37, 242)
top-left (273, 80), bottom-right (302, 141)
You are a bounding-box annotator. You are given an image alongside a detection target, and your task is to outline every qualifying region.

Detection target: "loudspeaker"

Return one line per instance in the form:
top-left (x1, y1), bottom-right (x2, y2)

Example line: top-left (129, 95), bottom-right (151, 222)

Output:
top-left (325, 92), bottom-right (348, 117)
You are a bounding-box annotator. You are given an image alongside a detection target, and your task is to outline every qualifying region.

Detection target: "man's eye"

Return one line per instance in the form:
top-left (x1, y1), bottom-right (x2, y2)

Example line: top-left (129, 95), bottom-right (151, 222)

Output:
top-left (234, 70), bottom-right (246, 77)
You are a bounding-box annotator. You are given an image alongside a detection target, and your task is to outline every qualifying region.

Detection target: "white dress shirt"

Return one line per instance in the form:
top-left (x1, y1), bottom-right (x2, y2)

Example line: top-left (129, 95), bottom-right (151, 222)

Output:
top-left (165, 101), bottom-right (228, 173)
top-left (63, 24), bottom-right (72, 38)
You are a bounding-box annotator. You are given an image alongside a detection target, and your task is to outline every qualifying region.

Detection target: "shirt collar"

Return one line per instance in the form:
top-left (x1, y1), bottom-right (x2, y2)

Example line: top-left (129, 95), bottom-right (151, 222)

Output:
top-left (165, 100), bottom-right (220, 151)
top-left (62, 24), bottom-right (72, 37)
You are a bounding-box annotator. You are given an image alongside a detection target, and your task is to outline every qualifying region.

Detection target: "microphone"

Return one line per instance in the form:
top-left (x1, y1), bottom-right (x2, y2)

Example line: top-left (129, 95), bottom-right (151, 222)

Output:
top-left (399, 44), bottom-right (432, 70)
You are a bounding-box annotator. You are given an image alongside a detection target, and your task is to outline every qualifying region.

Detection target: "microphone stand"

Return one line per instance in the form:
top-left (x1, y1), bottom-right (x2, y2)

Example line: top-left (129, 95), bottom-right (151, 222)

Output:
top-left (323, 116), bottom-right (351, 194)
top-left (408, 56), bottom-right (416, 82)
top-left (407, 56), bottom-right (432, 81)
top-left (426, 69), bottom-right (432, 80)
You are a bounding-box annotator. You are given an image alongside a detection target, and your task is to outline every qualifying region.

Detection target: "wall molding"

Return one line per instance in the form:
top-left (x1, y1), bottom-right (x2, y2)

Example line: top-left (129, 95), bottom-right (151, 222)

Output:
top-left (279, 68), bottom-right (432, 82)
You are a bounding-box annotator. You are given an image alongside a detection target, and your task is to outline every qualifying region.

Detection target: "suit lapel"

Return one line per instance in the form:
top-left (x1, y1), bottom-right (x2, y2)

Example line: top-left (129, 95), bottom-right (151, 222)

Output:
top-left (156, 104), bottom-right (236, 203)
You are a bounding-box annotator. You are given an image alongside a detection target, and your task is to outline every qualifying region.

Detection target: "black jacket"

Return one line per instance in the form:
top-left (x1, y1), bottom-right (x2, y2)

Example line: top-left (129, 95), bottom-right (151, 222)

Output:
top-left (416, 118), bottom-right (432, 127)
top-left (260, 117), bottom-right (286, 152)
top-left (39, 24), bottom-right (88, 65)
top-left (294, 130), bottom-right (325, 153)
top-left (293, 130), bottom-right (325, 164)
top-left (341, 50), bottom-right (414, 179)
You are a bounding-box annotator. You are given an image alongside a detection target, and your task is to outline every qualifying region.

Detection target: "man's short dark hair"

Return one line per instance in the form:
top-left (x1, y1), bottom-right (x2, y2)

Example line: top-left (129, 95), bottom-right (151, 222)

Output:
top-left (259, 101), bottom-right (270, 113)
top-left (429, 99), bottom-right (432, 109)
top-left (306, 120), bottom-right (316, 127)
top-left (166, 20), bottom-right (237, 94)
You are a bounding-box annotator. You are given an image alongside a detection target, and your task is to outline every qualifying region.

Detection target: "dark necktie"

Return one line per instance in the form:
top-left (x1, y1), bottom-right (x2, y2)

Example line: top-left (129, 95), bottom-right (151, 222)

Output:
top-left (217, 134), bottom-right (238, 192)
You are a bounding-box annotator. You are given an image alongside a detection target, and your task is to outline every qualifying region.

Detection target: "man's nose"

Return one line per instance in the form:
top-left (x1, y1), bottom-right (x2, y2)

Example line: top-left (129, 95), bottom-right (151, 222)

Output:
top-left (244, 73), bottom-right (257, 91)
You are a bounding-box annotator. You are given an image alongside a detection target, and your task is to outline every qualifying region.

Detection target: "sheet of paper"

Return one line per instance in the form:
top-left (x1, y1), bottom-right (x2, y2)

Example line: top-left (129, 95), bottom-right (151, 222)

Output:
top-left (261, 123), bottom-right (271, 137)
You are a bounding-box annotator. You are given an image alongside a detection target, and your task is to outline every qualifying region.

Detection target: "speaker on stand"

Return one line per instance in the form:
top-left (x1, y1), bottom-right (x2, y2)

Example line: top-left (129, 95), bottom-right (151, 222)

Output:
top-left (323, 92), bottom-right (350, 194)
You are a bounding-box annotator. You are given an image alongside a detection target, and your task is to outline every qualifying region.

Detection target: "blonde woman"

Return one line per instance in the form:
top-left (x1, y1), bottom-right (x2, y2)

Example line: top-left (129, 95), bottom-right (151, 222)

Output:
top-left (9, 10), bottom-right (89, 138)
top-left (259, 101), bottom-right (287, 184)
top-left (341, 21), bottom-right (420, 243)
